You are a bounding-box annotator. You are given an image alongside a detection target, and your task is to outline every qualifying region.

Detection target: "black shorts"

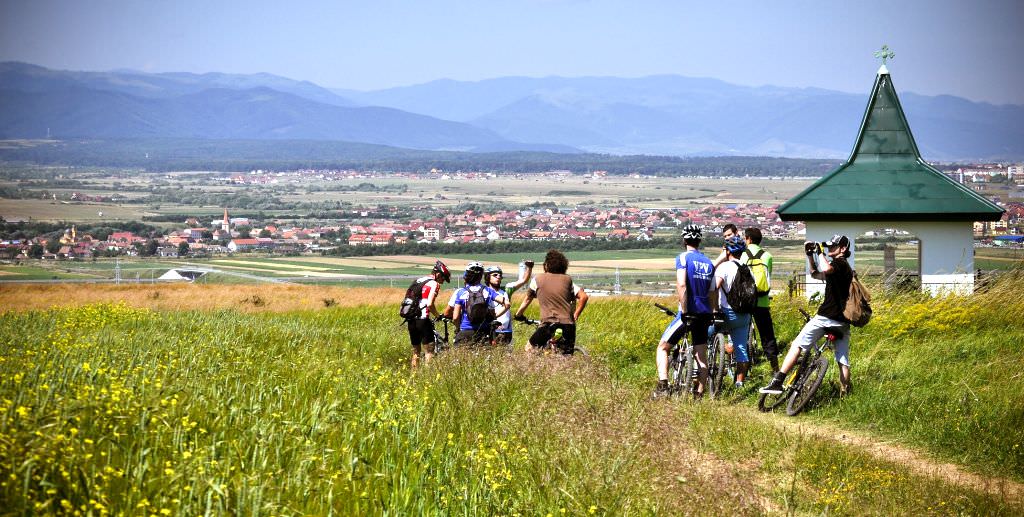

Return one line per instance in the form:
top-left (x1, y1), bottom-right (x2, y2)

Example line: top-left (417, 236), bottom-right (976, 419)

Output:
top-left (661, 313), bottom-right (711, 347)
top-left (408, 318), bottom-right (435, 347)
top-left (528, 323), bottom-right (576, 355)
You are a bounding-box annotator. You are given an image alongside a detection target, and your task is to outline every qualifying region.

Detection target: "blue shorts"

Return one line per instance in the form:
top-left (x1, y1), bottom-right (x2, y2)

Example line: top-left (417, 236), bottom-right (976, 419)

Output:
top-left (707, 308), bottom-right (752, 363)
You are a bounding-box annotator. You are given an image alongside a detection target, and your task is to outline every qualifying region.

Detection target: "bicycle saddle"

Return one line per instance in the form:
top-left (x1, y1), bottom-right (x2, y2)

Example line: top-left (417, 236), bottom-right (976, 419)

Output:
top-left (824, 327), bottom-right (845, 340)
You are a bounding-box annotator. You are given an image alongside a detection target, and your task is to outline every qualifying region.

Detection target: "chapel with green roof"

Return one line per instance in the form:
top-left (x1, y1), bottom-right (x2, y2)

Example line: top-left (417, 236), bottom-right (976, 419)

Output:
top-left (777, 51), bottom-right (1004, 295)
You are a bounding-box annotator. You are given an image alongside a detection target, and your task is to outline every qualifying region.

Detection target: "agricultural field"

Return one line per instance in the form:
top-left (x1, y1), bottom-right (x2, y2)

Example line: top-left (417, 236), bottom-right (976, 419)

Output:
top-left (0, 166), bottom-right (816, 223)
top-left (1, 273), bottom-right (1022, 515)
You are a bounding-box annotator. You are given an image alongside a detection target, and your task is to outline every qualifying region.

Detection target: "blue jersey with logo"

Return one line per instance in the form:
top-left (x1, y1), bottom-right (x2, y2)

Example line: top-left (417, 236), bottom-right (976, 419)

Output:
top-left (449, 285), bottom-right (501, 331)
top-left (675, 250), bottom-right (714, 314)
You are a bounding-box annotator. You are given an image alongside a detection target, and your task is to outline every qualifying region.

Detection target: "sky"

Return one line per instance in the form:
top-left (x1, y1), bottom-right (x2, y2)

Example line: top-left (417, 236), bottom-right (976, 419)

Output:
top-left (2, 0), bottom-right (1023, 105)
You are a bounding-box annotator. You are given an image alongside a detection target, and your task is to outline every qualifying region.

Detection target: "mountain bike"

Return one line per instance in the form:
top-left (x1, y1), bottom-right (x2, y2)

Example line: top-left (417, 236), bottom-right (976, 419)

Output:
top-left (653, 303), bottom-right (708, 398)
top-left (432, 316), bottom-right (452, 354)
top-left (514, 317), bottom-right (588, 356)
top-left (757, 309), bottom-right (841, 416)
top-left (706, 312), bottom-right (734, 398)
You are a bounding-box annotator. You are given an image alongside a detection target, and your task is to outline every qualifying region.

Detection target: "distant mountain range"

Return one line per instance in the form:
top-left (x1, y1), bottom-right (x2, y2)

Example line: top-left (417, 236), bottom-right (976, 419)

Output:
top-left (2, 62), bottom-right (1022, 160)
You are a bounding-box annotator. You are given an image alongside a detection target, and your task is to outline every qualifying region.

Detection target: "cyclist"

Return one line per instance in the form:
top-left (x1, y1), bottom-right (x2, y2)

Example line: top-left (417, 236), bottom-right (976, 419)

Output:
top-left (712, 223), bottom-right (740, 268)
top-left (710, 235), bottom-right (753, 388)
top-left (407, 260), bottom-right (452, 368)
top-left (446, 262), bottom-right (508, 347)
top-left (760, 234), bottom-right (854, 396)
top-left (513, 249), bottom-right (588, 355)
top-left (744, 227), bottom-right (780, 372)
top-left (484, 261), bottom-right (534, 347)
top-left (653, 224), bottom-right (715, 398)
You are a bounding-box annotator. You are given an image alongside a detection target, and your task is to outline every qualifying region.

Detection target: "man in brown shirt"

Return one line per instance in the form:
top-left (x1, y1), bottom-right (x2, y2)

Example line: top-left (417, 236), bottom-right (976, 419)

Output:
top-left (514, 249), bottom-right (589, 354)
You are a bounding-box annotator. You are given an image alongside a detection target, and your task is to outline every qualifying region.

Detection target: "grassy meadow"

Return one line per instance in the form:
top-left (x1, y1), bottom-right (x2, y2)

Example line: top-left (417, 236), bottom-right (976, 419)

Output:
top-left (1, 271), bottom-right (1023, 515)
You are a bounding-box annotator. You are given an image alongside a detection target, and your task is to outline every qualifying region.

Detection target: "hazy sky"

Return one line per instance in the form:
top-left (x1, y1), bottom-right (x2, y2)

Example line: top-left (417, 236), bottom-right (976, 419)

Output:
top-left (2, 0), bottom-right (1022, 104)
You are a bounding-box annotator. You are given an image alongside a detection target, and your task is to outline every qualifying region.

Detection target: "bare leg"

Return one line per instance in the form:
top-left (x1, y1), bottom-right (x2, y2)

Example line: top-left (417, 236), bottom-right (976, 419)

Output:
top-left (411, 344), bottom-right (422, 369)
top-left (838, 364), bottom-right (851, 394)
top-left (736, 362), bottom-right (749, 382)
top-left (693, 344), bottom-right (708, 396)
top-left (656, 341), bottom-right (670, 381)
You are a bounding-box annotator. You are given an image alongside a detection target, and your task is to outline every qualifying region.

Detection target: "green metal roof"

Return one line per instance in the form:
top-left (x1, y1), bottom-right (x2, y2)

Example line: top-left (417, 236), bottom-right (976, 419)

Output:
top-left (777, 68), bottom-right (1004, 222)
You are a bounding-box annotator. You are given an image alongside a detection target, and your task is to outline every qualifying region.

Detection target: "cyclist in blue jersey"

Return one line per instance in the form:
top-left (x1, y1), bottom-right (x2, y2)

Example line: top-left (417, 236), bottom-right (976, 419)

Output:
top-left (445, 262), bottom-right (508, 346)
top-left (654, 224), bottom-right (716, 398)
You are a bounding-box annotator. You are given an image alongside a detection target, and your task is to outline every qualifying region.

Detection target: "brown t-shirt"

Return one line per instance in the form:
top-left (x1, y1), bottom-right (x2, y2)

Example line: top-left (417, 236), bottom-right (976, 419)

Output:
top-left (531, 273), bottom-right (578, 324)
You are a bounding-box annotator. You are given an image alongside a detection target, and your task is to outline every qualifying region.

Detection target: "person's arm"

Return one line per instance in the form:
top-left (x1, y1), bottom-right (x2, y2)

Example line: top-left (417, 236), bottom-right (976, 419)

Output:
top-left (514, 290), bottom-right (535, 320)
top-left (676, 267), bottom-right (688, 314)
top-left (492, 291), bottom-right (510, 318)
top-left (451, 303), bottom-right (462, 324)
top-left (712, 248), bottom-right (728, 268)
top-left (442, 291), bottom-right (457, 319)
top-left (711, 274), bottom-right (724, 312)
top-left (507, 262), bottom-right (534, 292)
top-left (425, 282), bottom-right (441, 318)
top-left (573, 287), bottom-right (589, 322)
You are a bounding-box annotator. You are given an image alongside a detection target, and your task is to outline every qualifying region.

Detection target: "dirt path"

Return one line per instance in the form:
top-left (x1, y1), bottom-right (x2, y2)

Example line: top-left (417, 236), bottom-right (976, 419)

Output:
top-left (750, 411), bottom-right (1024, 504)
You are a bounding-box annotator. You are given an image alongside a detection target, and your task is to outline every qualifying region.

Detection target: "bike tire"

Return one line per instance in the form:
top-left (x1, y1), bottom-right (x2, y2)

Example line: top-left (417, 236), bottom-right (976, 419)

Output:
top-left (708, 333), bottom-right (729, 399)
top-left (757, 360), bottom-right (801, 412)
top-left (786, 355), bottom-right (829, 416)
top-left (748, 320), bottom-right (760, 364)
top-left (681, 342), bottom-right (697, 398)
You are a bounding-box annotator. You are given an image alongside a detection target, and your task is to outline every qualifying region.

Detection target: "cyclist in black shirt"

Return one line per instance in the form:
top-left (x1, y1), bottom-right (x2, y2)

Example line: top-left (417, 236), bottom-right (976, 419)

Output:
top-left (760, 234), bottom-right (854, 396)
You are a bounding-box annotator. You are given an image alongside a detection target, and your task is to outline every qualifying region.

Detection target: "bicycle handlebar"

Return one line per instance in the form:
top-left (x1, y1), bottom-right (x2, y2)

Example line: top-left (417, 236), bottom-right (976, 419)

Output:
top-left (653, 302), bottom-right (676, 317)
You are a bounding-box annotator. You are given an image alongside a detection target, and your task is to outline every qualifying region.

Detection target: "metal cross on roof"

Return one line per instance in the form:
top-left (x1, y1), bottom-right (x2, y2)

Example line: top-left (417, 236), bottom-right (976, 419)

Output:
top-left (874, 45), bottom-right (895, 65)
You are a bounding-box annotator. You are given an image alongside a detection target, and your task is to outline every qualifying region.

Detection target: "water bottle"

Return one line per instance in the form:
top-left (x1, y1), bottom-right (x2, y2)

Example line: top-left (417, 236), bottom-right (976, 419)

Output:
top-left (518, 261), bottom-right (527, 280)
top-left (548, 327), bottom-right (564, 348)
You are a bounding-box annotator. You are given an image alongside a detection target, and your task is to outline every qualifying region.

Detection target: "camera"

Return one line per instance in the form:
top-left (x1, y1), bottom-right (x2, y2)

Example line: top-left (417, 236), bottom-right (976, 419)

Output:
top-left (804, 242), bottom-right (823, 255)
top-left (524, 260), bottom-right (535, 268)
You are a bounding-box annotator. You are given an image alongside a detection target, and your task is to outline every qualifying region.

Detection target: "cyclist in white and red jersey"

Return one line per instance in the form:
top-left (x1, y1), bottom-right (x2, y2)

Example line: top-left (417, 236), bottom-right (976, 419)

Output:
top-left (408, 260), bottom-right (451, 368)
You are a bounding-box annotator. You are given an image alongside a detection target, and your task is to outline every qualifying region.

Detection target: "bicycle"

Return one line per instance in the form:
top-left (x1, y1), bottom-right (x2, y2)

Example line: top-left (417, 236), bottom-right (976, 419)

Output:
top-left (757, 309), bottom-right (842, 416)
top-left (653, 303), bottom-right (713, 398)
top-left (432, 316), bottom-right (452, 354)
top-left (705, 312), bottom-right (735, 398)
top-left (513, 316), bottom-right (589, 356)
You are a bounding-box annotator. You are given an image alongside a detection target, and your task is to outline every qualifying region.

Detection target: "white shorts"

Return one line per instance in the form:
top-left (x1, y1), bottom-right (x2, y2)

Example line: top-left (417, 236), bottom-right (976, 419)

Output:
top-left (793, 315), bottom-right (851, 367)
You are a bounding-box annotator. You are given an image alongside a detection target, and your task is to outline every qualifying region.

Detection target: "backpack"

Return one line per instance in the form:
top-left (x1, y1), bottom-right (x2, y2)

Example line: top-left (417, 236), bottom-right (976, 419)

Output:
top-left (744, 249), bottom-right (771, 297)
top-left (465, 286), bottom-right (493, 327)
top-left (398, 278), bottom-right (430, 320)
top-left (725, 260), bottom-right (758, 313)
top-left (843, 270), bottom-right (872, 327)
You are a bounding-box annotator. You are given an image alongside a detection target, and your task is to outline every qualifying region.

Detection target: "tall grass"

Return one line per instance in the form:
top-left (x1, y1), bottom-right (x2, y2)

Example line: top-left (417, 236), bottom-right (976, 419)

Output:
top-left (1, 270), bottom-right (1022, 514)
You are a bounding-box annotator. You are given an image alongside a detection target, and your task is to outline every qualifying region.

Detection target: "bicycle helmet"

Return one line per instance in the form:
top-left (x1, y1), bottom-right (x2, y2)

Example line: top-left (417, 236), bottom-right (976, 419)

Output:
top-left (681, 224), bottom-right (702, 240)
top-left (432, 259), bottom-right (451, 282)
top-left (465, 261), bottom-right (484, 273)
top-left (724, 235), bottom-right (747, 255)
top-left (484, 265), bottom-right (503, 276)
top-left (824, 234), bottom-right (850, 249)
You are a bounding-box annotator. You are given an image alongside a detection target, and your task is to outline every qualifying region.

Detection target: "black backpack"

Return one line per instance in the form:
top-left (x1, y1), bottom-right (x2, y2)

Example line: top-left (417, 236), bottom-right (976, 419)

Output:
top-left (398, 278), bottom-right (430, 320)
top-left (465, 286), bottom-right (493, 327)
top-left (725, 260), bottom-right (758, 313)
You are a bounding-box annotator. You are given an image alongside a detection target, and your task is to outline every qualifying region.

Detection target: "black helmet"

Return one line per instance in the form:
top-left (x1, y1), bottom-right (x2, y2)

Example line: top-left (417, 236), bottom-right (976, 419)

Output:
top-left (824, 234), bottom-right (850, 249)
top-left (681, 224), bottom-right (702, 240)
top-left (432, 260), bottom-right (451, 282)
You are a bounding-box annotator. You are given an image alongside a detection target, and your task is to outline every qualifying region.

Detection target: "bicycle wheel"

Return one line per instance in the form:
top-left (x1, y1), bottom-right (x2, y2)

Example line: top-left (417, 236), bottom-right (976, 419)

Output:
top-left (786, 355), bottom-right (829, 416)
top-left (747, 320), bottom-right (760, 364)
top-left (668, 340), bottom-right (688, 395)
top-left (681, 342), bottom-right (697, 397)
top-left (708, 333), bottom-right (729, 398)
top-left (757, 361), bottom-right (801, 412)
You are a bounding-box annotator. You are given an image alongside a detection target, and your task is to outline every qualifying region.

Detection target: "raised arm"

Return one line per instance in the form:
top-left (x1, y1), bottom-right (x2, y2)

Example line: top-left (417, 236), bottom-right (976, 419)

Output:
top-left (573, 287), bottom-right (589, 322)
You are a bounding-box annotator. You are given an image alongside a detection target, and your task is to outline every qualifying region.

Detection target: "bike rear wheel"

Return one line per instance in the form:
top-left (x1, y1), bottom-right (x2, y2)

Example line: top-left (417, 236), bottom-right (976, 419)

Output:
top-left (708, 333), bottom-right (729, 398)
top-left (757, 361), bottom-right (801, 412)
top-left (786, 355), bottom-right (829, 416)
top-left (668, 340), bottom-right (688, 395)
top-left (681, 342), bottom-right (697, 397)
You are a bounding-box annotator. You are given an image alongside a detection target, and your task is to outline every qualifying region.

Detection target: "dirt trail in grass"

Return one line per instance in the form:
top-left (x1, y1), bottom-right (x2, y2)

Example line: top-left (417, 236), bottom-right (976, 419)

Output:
top-left (755, 412), bottom-right (1024, 504)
